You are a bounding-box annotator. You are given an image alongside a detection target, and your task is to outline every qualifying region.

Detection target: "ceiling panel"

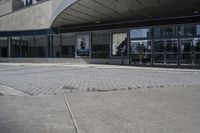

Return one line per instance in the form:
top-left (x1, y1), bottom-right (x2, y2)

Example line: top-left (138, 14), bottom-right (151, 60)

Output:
top-left (51, 0), bottom-right (200, 28)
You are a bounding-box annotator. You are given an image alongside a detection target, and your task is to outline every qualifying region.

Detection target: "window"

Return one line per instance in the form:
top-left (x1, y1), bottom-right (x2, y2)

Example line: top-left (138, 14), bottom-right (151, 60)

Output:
top-left (21, 36), bottom-right (35, 57)
top-left (0, 37), bottom-right (8, 57)
top-left (130, 29), bottom-right (151, 38)
top-left (61, 33), bottom-right (75, 58)
top-left (35, 35), bottom-right (48, 57)
top-left (11, 37), bottom-right (21, 57)
top-left (53, 34), bottom-right (61, 58)
top-left (180, 25), bottom-right (200, 36)
top-left (112, 32), bottom-right (127, 56)
top-left (92, 31), bottom-right (110, 58)
top-left (154, 26), bottom-right (178, 38)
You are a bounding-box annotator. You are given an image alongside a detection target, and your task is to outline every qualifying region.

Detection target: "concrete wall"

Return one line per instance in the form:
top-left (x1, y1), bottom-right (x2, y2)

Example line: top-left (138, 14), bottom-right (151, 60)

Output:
top-left (0, 0), bottom-right (13, 16)
top-left (0, 0), bottom-right (52, 31)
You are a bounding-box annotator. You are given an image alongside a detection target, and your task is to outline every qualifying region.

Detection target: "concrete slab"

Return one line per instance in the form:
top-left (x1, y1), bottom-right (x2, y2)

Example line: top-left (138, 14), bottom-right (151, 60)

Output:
top-left (0, 95), bottom-right (76, 133)
top-left (66, 87), bottom-right (200, 133)
top-left (0, 87), bottom-right (200, 133)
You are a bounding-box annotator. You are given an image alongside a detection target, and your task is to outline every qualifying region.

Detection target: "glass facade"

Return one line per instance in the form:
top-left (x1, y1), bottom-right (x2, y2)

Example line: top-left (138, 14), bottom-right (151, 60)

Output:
top-left (61, 33), bottom-right (75, 58)
top-left (92, 31), bottom-right (110, 58)
top-left (0, 37), bottom-right (8, 57)
top-left (0, 23), bottom-right (200, 67)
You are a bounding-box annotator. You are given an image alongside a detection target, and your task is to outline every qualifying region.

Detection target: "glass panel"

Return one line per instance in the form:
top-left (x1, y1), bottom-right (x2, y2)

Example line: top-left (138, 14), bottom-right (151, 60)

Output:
top-left (130, 28), bottom-right (151, 38)
top-left (194, 38), bottom-right (200, 65)
top-left (35, 35), bottom-right (48, 57)
top-left (154, 54), bottom-right (164, 64)
top-left (195, 54), bottom-right (200, 64)
top-left (62, 33), bottom-right (75, 58)
top-left (130, 40), bottom-right (151, 64)
top-left (180, 39), bottom-right (193, 64)
top-left (194, 38), bottom-right (200, 52)
top-left (166, 40), bottom-right (178, 53)
top-left (112, 32), bottom-right (127, 56)
top-left (92, 31), bottom-right (110, 58)
top-left (154, 40), bottom-right (165, 53)
top-left (166, 39), bottom-right (178, 64)
top-left (166, 54), bottom-right (177, 64)
top-left (0, 37), bottom-right (8, 57)
top-left (180, 25), bottom-right (200, 36)
top-left (53, 35), bottom-right (61, 58)
top-left (11, 37), bottom-right (21, 57)
top-left (21, 36), bottom-right (35, 57)
top-left (154, 26), bottom-right (178, 38)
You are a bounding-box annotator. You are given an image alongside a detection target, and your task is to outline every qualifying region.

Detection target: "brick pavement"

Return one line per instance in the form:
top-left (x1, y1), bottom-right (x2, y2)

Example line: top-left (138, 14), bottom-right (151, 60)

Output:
top-left (0, 64), bottom-right (200, 96)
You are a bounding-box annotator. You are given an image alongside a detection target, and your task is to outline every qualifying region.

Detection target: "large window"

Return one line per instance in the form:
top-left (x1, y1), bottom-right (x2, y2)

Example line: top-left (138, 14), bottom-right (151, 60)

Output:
top-left (154, 39), bottom-right (178, 64)
top-left (92, 31), bottom-right (110, 58)
top-left (0, 37), bottom-right (8, 57)
top-left (53, 35), bottom-right (61, 58)
top-left (194, 38), bottom-right (200, 65)
top-left (112, 32), bottom-right (127, 56)
top-left (11, 37), bottom-right (21, 57)
top-left (180, 25), bottom-right (200, 36)
top-left (35, 35), bottom-right (48, 57)
top-left (21, 36), bottom-right (35, 57)
top-left (180, 39), bottom-right (193, 64)
top-left (61, 33), bottom-right (75, 58)
top-left (130, 28), bottom-right (151, 38)
top-left (130, 40), bottom-right (152, 64)
top-left (154, 26), bottom-right (178, 38)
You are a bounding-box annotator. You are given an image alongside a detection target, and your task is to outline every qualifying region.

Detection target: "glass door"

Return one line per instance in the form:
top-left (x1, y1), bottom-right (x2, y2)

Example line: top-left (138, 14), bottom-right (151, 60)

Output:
top-left (130, 40), bottom-right (152, 65)
top-left (154, 39), bottom-right (178, 65)
top-left (180, 39), bottom-right (193, 65)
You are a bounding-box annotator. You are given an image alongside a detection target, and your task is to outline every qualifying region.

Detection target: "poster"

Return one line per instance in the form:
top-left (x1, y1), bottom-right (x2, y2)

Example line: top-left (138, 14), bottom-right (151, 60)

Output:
top-left (77, 35), bottom-right (90, 56)
top-left (112, 32), bottom-right (127, 56)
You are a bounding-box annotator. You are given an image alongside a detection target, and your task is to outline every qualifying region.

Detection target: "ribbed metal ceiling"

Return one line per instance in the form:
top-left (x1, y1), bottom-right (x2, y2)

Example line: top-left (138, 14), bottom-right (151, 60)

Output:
top-left (51, 0), bottom-right (200, 28)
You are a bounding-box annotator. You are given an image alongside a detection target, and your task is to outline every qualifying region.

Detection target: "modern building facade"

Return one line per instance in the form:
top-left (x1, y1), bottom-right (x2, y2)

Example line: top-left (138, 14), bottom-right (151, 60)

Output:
top-left (0, 0), bottom-right (200, 67)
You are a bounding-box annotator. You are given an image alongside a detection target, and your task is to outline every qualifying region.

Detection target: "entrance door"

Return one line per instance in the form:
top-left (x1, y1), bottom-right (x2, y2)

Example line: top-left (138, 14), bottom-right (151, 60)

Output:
top-left (130, 40), bottom-right (152, 65)
top-left (154, 39), bottom-right (178, 65)
top-left (180, 39), bottom-right (193, 65)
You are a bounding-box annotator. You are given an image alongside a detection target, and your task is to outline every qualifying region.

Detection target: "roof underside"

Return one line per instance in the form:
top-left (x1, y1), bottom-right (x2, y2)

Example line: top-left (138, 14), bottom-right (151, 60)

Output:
top-left (51, 0), bottom-right (200, 28)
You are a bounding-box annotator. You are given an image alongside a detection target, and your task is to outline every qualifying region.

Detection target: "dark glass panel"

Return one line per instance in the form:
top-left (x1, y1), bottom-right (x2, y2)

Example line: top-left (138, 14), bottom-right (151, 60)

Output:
top-left (0, 37), bottom-right (8, 57)
top-left (92, 31), bottom-right (110, 58)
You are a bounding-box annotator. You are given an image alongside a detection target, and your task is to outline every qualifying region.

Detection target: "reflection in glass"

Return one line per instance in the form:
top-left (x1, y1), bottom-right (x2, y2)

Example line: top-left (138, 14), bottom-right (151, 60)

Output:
top-left (92, 31), bottom-right (110, 58)
top-left (180, 39), bottom-right (193, 64)
top-left (62, 33), bottom-right (75, 58)
top-left (154, 40), bottom-right (165, 53)
top-left (112, 32), bottom-right (127, 56)
top-left (154, 40), bottom-right (165, 64)
top-left (166, 40), bottom-right (178, 64)
top-left (194, 38), bottom-right (200, 64)
top-left (130, 40), bottom-right (151, 64)
top-left (21, 36), bottom-right (35, 57)
top-left (35, 35), bottom-right (48, 57)
top-left (11, 37), bottom-right (21, 57)
top-left (180, 25), bottom-right (200, 36)
top-left (130, 29), bottom-right (151, 38)
top-left (53, 35), bottom-right (61, 57)
top-left (0, 37), bottom-right (8, 57)
top-left (154, 26), bottom-right (178, 37)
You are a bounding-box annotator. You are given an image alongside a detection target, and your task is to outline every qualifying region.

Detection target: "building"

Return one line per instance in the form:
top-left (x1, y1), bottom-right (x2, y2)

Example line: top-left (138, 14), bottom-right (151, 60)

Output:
top-left (0, 0), bottom-right (200, 67)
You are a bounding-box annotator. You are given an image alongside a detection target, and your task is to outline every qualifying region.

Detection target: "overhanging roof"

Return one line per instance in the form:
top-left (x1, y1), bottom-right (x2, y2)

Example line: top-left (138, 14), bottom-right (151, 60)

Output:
top-left (51, 0), bottom-right (200, 28)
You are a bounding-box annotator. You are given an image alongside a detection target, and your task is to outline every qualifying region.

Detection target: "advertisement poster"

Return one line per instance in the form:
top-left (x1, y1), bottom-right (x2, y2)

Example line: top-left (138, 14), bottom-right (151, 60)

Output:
top-left (77, 35), bottom-right (90, 56)
top-left (112, 32), bottom-right (127, 56)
